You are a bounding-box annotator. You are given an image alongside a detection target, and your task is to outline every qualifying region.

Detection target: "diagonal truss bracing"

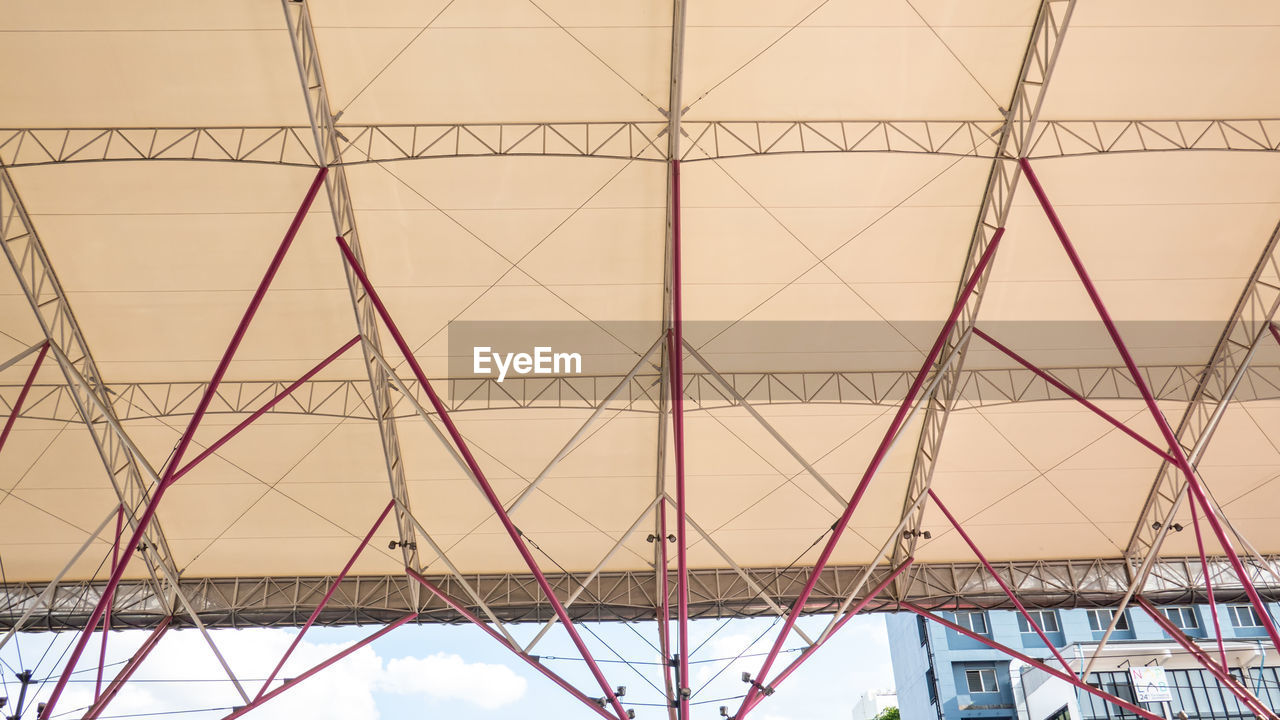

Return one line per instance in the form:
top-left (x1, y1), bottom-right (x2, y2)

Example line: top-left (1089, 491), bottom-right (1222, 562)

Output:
top-left (889, 0), bottom-right (1077, 597)
top-left (280, 0), bottom-right (421, 580)
top-left (1126, 220), bottom-right (1280, 570)
top-left (0, 164), bottom-right (180, 612)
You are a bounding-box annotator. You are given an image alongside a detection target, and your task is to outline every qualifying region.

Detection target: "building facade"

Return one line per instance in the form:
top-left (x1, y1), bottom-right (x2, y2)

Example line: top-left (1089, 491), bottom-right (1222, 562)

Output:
top-left (886, 603), bottom-right (1280, 720)
top-left (854, 689), bottom-right (899, 720)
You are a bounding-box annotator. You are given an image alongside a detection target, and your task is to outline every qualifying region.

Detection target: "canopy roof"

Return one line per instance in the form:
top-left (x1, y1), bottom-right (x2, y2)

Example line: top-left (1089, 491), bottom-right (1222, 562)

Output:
top-left (2, 0), bottom-right (1280, 629)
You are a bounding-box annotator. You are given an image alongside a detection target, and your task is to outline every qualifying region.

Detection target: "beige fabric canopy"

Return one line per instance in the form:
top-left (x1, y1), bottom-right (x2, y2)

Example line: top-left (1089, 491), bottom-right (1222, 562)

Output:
top-left (2, 0), bottom-right (1280, 628)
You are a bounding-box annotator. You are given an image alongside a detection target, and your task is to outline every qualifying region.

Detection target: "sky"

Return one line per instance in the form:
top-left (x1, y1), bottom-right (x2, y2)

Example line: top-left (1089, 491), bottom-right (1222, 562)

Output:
top-left (0, 612), bottom-right (896, 720)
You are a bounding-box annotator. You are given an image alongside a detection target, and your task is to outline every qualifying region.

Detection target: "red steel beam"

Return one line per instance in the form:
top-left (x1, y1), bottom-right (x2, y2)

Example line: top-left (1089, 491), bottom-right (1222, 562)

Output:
top-left (40, 167), bottom-right (329, 720)
top-left (255, 499), bottom-right (395, 700)
top-left (740, 559), bottom-right (913, 717)
top-left (927, 488), bottom-right (1078, 678)
top-left (972, 328), bottom-right (1176, 464)
top-left (81, 616), bottom-right (173, 720)
top-left (0, 341), bottom-right (48, 456)
top-left (221, 612), bottom-right (417, 720)
top-left (336, 236), bottom-right (631, 720)
top-left (171, 334), bottom-right (361, 484)
top-left (1189, 499), bottom-right (1230, 674)
top-left (1135, 596), bottom-right (1277, 720)
top-left (669, 151), bottom-right (691, 720)
top-left (406, 568), bottom-right (619, 720)
top-left (1020, 156), bottom-right (1280, 656)
top-left (903, 602), bottom-right (1166, 720)
top-left (735, 228), bottom-right (1005, 719)
top-left (94, 505), bottom-right (125, 703)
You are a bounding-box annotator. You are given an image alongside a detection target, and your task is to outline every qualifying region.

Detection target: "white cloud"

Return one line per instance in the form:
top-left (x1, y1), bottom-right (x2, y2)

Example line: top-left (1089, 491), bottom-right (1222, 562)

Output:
top-left (17, 627), bottom-right (524, 719)
top-left (380, 652), bottom-right (527, 709)
top-left (55, 627), bottom-right (384, 720)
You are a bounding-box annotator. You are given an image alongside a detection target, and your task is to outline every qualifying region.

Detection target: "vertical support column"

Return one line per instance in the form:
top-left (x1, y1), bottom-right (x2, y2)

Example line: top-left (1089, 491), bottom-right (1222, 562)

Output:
top-left (667, 156), bottom-right (690, 719)
top-left (661, 2), bottom-right (688, 717)
top-left (890, 0), bottom-right (1077, 596)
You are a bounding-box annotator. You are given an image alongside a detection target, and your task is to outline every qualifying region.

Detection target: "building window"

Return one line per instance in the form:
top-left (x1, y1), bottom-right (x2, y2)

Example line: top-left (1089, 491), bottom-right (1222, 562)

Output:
top-left (1228, 605), bottom-right (1262, 628)
top-left (1163, 606), bottom-right (1199, 630)
top-left (1016, 609), bottom-right (1060, 633)
top-left (918, 614), bottom-right (929, 644)
top-left (926, 668), bottom-right (938, 705)
top-left (1045, 705), bottom-right (1070, 720)
top-left (966, 668), bottom-right (999, 693)
top-left (1087, 608), bottom-right (1129, 632)
top-left (955, 611), bottom-right (988, 634)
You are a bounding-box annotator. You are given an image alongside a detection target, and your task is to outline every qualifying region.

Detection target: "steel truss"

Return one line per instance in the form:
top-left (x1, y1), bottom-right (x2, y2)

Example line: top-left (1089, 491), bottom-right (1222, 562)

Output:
top-left (11, 362), bottom-right (1280, 423)
top-left (1127, 220), bottom-right (1280, 565)
top-left (2, 161), bottom-right (261, 701)
top-left (892, 0), bottom-right (1076, 597)
top-left (0, 165), bottom-right (180, 609)
top-left (1, 556), bottom-right (1274, 633)
top-left (5, 118), bottom-right (1280, 167)
top-left (282, 0), bottom-right (422, 581)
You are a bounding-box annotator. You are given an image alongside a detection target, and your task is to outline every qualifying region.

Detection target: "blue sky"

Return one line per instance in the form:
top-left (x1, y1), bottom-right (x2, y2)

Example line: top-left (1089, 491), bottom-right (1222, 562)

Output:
top-left (0, 612), bottom-right (895, 720)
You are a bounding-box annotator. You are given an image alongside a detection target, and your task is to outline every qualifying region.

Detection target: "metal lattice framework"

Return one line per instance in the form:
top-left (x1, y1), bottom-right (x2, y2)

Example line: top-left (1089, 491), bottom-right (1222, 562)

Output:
top-left (3, 2), bottom-right (1280, 720)
top-left (5, 118), bottom-right (1280, 166)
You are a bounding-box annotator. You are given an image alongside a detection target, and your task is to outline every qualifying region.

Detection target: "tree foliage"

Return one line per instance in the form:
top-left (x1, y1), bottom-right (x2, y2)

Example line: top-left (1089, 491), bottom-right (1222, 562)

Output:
top-left (873, 707), bottom-right (900, 720)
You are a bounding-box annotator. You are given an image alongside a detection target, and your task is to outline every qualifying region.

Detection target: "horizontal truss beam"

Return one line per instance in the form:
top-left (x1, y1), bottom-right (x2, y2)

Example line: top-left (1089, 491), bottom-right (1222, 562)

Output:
top-left (2, 556), bottom-right (1276, 632)
top-left (3, 119), bottom-right (1279, 166)
top-left (7, 363), bottom-right (1280, 421)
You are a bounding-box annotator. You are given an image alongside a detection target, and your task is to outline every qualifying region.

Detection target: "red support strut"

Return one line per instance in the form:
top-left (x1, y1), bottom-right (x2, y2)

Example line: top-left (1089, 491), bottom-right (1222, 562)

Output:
top-left (735, 228), bottom-right (1005, 720)
top-left (0, 341), bottom-right (48, 457)
top-left (1135, 596), bottom-right (1278, 720)
top-left (927, 488), bottom-right (1078, 679)
top-left (1020, 157), bottom-right (1280, 657)
top-left (740, 559), bottom-right (913, 716)
top-left (221, 613), bottom-right (418, 720)
top-left (407, 568), bottom-right (619, 720)
top-left (1189, 499), bottom-right (1230, 674)
top-left (972, 328), bottom-right (1176, 464)
top-left (335, 236), bottom-right (631, 720)
top-left (82, 617), bottom-right (173, 720)
top-left (40, 167), bottom-right (330, 720)
top-left (256, 499), bottom-right (395, 700)
top-left (903, 603), bottom-right (1165, 720)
